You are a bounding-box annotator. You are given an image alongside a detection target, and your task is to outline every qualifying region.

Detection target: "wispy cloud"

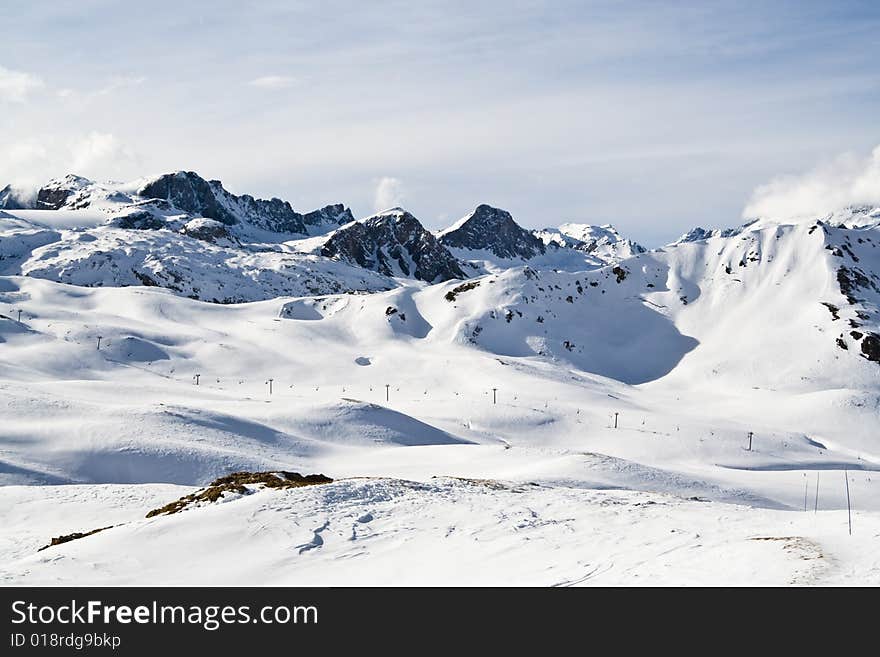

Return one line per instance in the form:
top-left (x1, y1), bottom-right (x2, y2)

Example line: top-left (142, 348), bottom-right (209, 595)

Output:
top-left (0, 132), bottom-right (141, 187)
top-left (68, 132), bottom-right (139, 176)
top-left (248, 75), bottom-right (295, 90)
top-left (744, 145), bottom-right (880, 222)
top-left (0, 65), bottom-right (44, 102)
top-left (374, 177), bottom-right (405, 211)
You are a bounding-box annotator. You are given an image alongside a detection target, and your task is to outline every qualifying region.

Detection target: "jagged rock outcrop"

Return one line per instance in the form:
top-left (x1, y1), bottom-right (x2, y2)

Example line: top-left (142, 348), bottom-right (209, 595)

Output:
top-left (440, 204), bottom-right (545, 260)
top-left (108, 209), bottom-right (168, 230)
top-left (322, 208), bottom-right (465, 282)
top-left (137, 171), bottom-right (353, 235)
top-left (302, 204), bottom-right (354, 230)
top-left (180, 217), bottom-right (237, 244)
top-left (138, 172), bottom-right (236, 223)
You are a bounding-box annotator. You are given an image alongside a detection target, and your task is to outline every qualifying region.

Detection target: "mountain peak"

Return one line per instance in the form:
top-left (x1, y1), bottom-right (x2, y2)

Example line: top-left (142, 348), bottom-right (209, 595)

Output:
top-left (136, 171), bottom-right (353, 235)
top-left (322, 210), bottom-right (464, 282)
top-left (439, 204), bottom-right (545, 260)
top-left (373, 206), bottom-right (407, 215)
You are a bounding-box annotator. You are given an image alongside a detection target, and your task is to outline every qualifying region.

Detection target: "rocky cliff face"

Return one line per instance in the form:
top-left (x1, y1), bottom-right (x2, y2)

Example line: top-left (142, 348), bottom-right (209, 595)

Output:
top-left (439, 205), bottom-right (546, 260)
top-left (137, 171), bottom-right (352, 235)
top-left (138, 172), bottom-right (236, 223)
top-left (322, 208), bottom-right (465, 282)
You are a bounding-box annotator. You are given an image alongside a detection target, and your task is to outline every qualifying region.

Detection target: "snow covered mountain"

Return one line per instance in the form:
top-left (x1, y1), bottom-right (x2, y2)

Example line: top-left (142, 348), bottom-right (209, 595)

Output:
top-left (433, 205), bottom-right (644, 275)
top-left (320, 208), bottom-right (465, 282)
top-left (437, 204), bottom-right (615, 274)
top-left (3, 171), bottom-right (355, 238)
top-left (674, 225), bottom-right (745, 244)
top-left (0, 171), bottom-right (399, 302)
top-left (137, 171), bottom-right (354, 237)
top-left (0, 207), bottom-right (393, 303)
top-left (535, 223), bottom-right (646, 263)
top-left (439, 204), bottom-right (546, 260)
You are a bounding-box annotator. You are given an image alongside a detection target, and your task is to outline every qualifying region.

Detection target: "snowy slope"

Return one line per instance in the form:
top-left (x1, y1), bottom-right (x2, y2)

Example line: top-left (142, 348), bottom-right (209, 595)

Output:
top-left (0, 214), bottom-right (393, 302)
top-left (3, 184), bottom-right (880, 585)
top-left (4, 478), bottom-right (877, 586)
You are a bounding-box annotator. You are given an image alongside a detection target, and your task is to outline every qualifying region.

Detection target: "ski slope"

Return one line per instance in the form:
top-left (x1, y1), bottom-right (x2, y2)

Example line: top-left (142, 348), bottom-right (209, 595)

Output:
top-left (1, 203), bottom-right (879, 585)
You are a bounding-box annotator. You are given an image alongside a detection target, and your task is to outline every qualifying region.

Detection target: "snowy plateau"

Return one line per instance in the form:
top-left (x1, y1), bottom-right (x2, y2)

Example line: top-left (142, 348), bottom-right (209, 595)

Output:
top-left (1, 171), bottom-right (880, 586)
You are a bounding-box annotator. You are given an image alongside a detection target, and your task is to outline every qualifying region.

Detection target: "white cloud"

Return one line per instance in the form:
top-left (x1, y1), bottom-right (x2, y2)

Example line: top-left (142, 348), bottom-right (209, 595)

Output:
top-left (248, 75), bottom-right (295, 90)
top-left (0, 132), bottom-right (141, 186)
top-left (374, 176), bottom-right (405, 211)
top-left (68, 132), bottom-right (139, 176)
top-left (743, 145), bottom-right (880, 221)
top-left (0, 140), bottom-right (51, 189)
top-left (0, 65), bottom-right (44, 102)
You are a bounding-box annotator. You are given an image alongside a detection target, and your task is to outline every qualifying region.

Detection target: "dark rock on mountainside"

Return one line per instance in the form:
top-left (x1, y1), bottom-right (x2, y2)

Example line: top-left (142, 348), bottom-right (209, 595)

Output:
top-left (440, 204), bottom-right (545, 260)
top-left (180, 218), bottom-right (237, 244)
top-left (861, 333), bottom-right (880, 363)
top-left (138, 171), bottom-right (353, 235)
top-left (110, 210), bottom-right (167, 230)
top-left (139, 172), bottom-right (237, 224)
top-left (302, 204), bottom-right (354, 229)
top-left (322, 209), bottom-right (465, 282)
top-left (36, 175), bottom-right (89, 210)
top-left (837, 265), bottom-right (879, 304)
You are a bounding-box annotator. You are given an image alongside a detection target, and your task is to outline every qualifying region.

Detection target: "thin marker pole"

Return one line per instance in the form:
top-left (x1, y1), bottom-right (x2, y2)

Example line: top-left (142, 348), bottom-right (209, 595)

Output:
top-left (845, 467), bottom-right (852, 536)
top-left (804, 474), bottom-right (808, 512)
top-left (814, 472), bottom-right (820, 514)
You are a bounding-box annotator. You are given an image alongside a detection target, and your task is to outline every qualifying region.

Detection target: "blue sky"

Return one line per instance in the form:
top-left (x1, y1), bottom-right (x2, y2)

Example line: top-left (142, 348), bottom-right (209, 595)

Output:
top-left (2, 0), bottom-right (879, 245)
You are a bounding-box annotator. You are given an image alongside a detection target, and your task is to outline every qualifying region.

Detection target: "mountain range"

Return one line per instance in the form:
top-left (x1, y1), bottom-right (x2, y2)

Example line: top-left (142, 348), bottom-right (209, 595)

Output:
top-left (3, 169), bottom-right (880, 585)
top-left (0, 170), bottom-right (645, 294)
top-left (2, 170), bottom-right (879, 374)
